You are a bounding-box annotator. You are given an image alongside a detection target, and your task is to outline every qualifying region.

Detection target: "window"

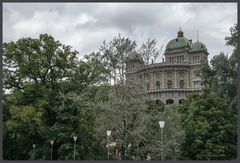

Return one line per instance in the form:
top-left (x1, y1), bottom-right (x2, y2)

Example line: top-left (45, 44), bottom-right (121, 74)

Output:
top-left (146, 83), bottom-right (150, 91)
top-left (156, 81), bottom-right (160, 90)
top-left (180, 56), bottom-right (184, 62)
top-left (179, 80), bottom-right (184, 88)
top-left (193, 81), bottom-right (200, 88)
top-left (167, 80), bottom-right (172, 89)
top-left (158, 92), bottom-right (161, 97)
top-left (193, 56), bottom-right (200, 63)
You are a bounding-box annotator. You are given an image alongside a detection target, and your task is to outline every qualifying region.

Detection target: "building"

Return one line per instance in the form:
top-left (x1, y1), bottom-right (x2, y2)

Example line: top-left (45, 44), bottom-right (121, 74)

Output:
top-left (125, 29), bottom-right (209, 105)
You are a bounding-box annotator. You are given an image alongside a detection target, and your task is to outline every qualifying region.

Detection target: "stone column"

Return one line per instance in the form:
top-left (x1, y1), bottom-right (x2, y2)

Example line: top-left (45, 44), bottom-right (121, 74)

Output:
top-left (152, 71), bottom-right (155, 90)
top-left (162, 71), bottom-right (165, 89)
top-left (186, 70), bottom-right (189, 88)
top-left (174, 70), bottom-right (177, 88)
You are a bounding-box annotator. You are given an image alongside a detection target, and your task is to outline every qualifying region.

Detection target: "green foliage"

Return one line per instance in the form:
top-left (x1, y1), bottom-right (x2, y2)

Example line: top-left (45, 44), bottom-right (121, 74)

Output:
top-left (3, 34), bottom-right (106, 160)
top-left (94, 81), bottom-right (184, 160)
top-left (202, 24), bottom-right (237, 107)
top-left (179, 90), bottom-right (237, 160)
top-left (225, 24), bottom-right (238, 48)
top-left (3, 34), bottom-right (79, 91)
top-left (180, 24), bottom-right (238, 160)
top-left (141, 105), bottom-right (184, 160)
top-left (3, 24), bottom-right (237, 160)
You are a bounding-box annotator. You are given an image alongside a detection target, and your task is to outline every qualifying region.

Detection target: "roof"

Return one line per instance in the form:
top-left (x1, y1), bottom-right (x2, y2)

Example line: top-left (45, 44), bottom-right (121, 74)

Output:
top-left (165, 29), bottom-right (208, 54)
top-left (166, 37), bottom-right (192, 51)
top-left (189, 41), bottom-right (208, 53)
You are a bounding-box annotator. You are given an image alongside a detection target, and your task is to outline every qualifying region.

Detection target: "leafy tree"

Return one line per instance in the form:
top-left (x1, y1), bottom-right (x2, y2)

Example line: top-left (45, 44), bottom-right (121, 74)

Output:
top-left (3, 34), bottom-right (107, 160)
top-left (202, 24), bottom-right (238, 107)
top-left (138, 38), bottom-right (163, 65)
top-left (97, 34), bottom-right (137, 85)
top-left (139, 105), bottom-right (184, 160)
top-left (179, 90), bottom-right (237, 160)
top-left (3, 34), bottom-right (79, 91)
top-left (181, 24), bottom-right (238, 160)
top-left (94, 78), bottom-right (184, 160)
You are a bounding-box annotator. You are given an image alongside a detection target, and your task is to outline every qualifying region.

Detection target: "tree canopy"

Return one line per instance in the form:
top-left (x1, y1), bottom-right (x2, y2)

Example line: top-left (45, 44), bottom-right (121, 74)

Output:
top-left (2, 24), bottom-right (238, 160)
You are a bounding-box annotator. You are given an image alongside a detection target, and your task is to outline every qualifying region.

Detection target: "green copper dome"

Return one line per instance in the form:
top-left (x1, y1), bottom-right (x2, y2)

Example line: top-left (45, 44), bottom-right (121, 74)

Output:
top-left (126, 51), bottom-right (143, 62)
top-left (189, 41), bottom-right (208, 53)
top-left (166, 37), bottom-right (191, 50)
top-left (166, 29), bottom-right (191, 51)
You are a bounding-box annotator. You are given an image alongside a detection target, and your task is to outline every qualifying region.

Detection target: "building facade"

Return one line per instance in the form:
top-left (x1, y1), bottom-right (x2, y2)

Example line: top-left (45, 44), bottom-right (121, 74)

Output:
top-left (125, 29), bottom-right (209, 105)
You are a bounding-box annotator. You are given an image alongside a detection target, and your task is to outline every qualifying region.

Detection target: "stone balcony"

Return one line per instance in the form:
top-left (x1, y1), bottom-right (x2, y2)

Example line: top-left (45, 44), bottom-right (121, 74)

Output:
top-left (146, 87), bottom-right (202, 93)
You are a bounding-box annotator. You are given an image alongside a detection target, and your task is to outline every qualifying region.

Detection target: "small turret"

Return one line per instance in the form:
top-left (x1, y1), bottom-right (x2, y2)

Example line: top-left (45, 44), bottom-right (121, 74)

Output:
top-left (125, 51), bottom-right (144, 73)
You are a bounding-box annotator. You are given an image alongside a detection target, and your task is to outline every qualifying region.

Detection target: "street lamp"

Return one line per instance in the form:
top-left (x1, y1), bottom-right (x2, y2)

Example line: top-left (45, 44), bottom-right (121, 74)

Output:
top-left (107, 130), bottom-right (111, 160)
top-left (159, 121), bottom-right (165, 160)
top-left (147, 153), bottom-right (151, 160)
top-left (32, 144), bottom-right (36, 160)
top-left (50, 140), bottom-right (54, 160)
top-left (73, 136), bottom-right (78, 160)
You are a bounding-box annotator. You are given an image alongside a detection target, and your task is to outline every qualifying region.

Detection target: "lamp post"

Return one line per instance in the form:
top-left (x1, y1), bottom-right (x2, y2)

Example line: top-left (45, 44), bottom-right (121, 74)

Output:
top-left (147, 153), bottom-right (151, 160)
top-left (50, 140), bottom-right (54, 160)
top-left (107, 130), bottom-right (111, 160)
top-left (32, 144), bottom-right (36, 160)
top-left (159, 121), bottom-right (165, 160)
top-left (73, 136), bottom-right (78, 160)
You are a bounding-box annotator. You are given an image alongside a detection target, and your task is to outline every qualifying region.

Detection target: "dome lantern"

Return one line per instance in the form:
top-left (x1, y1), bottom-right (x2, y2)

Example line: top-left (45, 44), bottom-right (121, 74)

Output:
top-left (177, 28), bottom-right (184, 38)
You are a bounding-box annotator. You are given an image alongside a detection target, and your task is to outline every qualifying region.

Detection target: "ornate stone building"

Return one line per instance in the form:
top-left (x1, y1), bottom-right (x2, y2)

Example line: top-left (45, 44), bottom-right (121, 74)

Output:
top-left (125, 29), bottom-right (209, 105)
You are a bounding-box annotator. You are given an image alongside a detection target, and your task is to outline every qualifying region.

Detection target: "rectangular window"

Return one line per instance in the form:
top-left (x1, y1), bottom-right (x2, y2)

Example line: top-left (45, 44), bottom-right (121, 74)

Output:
top-left (194, 81), bottom-right (200, 88)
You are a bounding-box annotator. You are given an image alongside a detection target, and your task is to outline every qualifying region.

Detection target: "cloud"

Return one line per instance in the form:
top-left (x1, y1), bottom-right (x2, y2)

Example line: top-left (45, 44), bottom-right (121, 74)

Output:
top-left (3, 3), bottom-right (237, 60)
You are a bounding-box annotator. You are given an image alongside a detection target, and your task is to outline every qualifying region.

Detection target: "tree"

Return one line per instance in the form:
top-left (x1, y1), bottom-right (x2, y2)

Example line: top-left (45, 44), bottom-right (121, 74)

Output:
top-left (202, 24), bottom-right (237, 106)
top-left (138, 38), bottom-right (163, 65)
top-left (3, 34), bottom-right (107, 159)
top-left (97, 34), bottom-right (137, 85)
top-left (94, 78), bottom-right (184, 160)
top-left (179, 90), bottom-right (237, 160)
top-left (3, 34), bottom-right (79, 91)
top-left (138, 105), bottom-right (184, 160)
top-left (187, 24), bottom-right (238, 160)
top-left (89, 36), bottom-right (178, 160)
top-left (94, 79), bottom-right (147, 160)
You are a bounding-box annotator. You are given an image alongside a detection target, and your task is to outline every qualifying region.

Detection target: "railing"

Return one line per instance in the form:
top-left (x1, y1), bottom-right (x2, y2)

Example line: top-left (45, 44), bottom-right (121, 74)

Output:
top-left (144, 62), bottom-right (190, 67)
top-left (146, 87), bottom-right (202, 93)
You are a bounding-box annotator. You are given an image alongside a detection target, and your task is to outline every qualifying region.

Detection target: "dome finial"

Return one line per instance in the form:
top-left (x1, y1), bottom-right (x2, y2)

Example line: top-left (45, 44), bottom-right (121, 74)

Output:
top-left (178, 28), bottom-right (184, 37)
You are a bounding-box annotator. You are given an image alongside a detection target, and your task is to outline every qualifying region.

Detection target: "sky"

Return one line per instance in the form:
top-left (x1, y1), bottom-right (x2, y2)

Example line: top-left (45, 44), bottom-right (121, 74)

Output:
top-left (3, 3), bottom-right (237, 61)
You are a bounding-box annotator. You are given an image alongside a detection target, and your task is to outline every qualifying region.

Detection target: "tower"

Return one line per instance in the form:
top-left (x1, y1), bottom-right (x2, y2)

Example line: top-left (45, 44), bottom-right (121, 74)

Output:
top-left (125, 51), bottom-right (144, 81)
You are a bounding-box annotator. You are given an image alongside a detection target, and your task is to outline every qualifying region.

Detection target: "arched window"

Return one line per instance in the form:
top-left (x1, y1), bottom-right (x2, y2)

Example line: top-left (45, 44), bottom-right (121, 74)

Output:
top-left (156, 81), bottom-right (160, 90)
top-left (167, 80), bottom-right (172, 89)
top-left (166, 99), bottom-right (174, 105)
top-left (179, 80), bottom-right (184, 88)
top-left (179, 99), bottom-right (185, 104)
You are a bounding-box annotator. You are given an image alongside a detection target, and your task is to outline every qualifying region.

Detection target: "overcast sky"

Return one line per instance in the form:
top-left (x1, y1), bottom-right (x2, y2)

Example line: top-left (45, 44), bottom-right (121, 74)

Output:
top-left (3, 3), bottom-right (237, 61)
